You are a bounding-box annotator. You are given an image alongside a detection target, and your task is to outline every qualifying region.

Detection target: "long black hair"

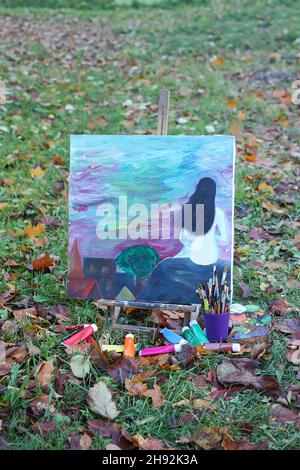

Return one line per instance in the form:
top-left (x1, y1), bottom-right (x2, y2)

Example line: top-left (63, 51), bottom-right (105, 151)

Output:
top-left (182, 177), bottom-right (216, 236)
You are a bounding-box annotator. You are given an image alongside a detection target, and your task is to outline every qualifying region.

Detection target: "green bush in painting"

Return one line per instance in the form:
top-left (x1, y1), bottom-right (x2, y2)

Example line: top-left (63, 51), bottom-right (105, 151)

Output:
top-left (116, 245), bottom-right (160, 285)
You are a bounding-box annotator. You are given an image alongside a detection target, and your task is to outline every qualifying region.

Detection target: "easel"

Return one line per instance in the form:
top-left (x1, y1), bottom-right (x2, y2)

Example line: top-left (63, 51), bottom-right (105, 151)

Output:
top-left (100, 90), bottom-right (199, 335)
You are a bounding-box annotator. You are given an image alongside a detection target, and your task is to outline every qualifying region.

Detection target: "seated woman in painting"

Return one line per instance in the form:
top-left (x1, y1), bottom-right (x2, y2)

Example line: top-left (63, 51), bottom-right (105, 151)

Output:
top-left (137, 177), bottom-right (230, 303)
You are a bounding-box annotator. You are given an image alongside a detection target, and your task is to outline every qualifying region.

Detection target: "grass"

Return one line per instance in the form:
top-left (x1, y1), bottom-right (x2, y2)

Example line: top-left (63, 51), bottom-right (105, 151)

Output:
top-left (0, 0), bottom-right (300, 450)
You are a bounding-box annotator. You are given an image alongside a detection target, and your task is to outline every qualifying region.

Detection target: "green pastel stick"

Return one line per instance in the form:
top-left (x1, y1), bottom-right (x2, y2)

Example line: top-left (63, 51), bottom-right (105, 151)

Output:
top-left (189, 320), bottom-right (209, 345)
top-left (182, 326), bottom-right (198, 347)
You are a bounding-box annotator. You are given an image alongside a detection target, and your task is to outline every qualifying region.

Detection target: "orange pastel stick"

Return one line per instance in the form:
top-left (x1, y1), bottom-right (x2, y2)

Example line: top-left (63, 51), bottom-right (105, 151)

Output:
top-left (123, 333), bottom-right (135, 358)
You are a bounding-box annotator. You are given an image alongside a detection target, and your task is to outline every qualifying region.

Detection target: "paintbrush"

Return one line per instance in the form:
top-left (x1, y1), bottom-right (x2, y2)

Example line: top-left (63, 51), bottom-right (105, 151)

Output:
top-left (213, 266), bottom-right (219, 310)
top-left (207, 279), bottom-right (213, 306)
top-left (196, 283), bottom-right (210, 312)
top-left (221, 265), bottom-right (228, 286)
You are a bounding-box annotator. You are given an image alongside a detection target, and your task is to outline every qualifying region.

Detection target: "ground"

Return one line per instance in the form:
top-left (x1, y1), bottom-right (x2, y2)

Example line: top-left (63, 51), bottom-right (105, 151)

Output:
top-left (0, 0), bottom-right (299, 451)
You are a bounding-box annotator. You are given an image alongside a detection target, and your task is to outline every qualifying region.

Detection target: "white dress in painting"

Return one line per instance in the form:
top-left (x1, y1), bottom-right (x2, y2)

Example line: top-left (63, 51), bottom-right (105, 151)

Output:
top-left (175, 207), bottom-right (228, 266)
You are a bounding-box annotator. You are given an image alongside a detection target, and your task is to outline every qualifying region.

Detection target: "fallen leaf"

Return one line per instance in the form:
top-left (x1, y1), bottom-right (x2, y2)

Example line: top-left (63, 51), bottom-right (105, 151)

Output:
top-left (26, 338), bottom-right (41, 357)
top-left (286, 348), bottom-right (300, 365)
top-left (244, 154), bottom-right (257, 162)
top-left (31, 421), bottom-right (56, 436)
top-left (36, 359), bottom-right (55, 387)
top-left (249, 228), bottom-right (271, 240)
top-left (262, 201), bottom-right (285, 214)
top-left (274, 318), bottom-right (300, 334)
top-left (32, 253), bottom-right (55, 271)
top-left (108, 357), bottom-right (139, 384)
top-left (239, 282), bottom-right (251, 298)
top-left (175, 343), bottom-right (196, 367)
top-left (27, 395), bottom-right (55, 420)
top-left (24, 223), bottom-right (45, 238)
top-left (70, 354), bottom-right (91, 379)
top-left (30, 166), bottom-right (45, 180)
top-left (67, 432), bottom-right (92, 450)
top-left (143, 384), bottom-right (164, 408)
top-left (173, 397), bottom-right (217, 411)
top-left (87, 419), bottom-right (116, 437)
top-left (269, 299), bottom-right (290, 316)
top-left (251, 342), bottom-right (271, 360)
top-left (125, 376), bottom-right (148, 396)
top-left (226, 97), bottom-right (239, 108)
top-left (111, 427), bottom-right (137, 450)
top-left (192, 397), bottom-right (218, 411)
top-left (133, 434), bottom-right (170, 450)
top-left (216, 358), bottom-right (279, 393)
top-left (271, 404), bottom-right (299, 424)
top-left (106, 444), bottom-right (121, 450)
top-left (88, 381), bottom-right (119, 420)
top-left (53, 155), bottom-right (62, 165)
top-left (222, 434), bottom-right (269, 450)
top-left (192, 374), bottom-right (208, 387)
top-left (211, 56), bottom-right (224, 66)
top-left (0, 363), bottom-right (12, 377)
top-left (33, 215), bottom-right (61, 229)
top-left (190, 426), bottom-right (222, 450)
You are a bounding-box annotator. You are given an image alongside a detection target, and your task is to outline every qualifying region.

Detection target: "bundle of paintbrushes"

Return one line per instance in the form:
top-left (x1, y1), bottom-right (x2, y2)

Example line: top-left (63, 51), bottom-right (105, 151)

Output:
top-left (196, 265), bottom-right (230, 314)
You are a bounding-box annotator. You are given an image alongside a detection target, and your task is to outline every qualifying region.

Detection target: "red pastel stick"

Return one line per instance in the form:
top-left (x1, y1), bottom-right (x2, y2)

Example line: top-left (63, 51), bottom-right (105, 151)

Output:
top-left (62, 324), bottom-right (97, 347)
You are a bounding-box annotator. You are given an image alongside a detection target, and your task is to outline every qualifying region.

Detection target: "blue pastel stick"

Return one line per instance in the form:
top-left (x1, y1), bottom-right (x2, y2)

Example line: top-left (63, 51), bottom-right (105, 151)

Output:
top-left (161, 327), bottom-right (184, 344)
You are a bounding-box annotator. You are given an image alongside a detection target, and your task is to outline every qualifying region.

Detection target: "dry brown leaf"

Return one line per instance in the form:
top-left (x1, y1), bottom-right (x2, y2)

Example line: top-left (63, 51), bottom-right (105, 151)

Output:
top-left (274, 318), bottom-right (300, 334)
top-left (88, 381), bottom-right (119, 420)
top-left (68, 432), bottom-right (92, 450)
top-left (32, 253), bottom-right (55, 271)
top-left (133, 434), bottom-right (169, 450)
top-left (172, 397), bottom-right (217, 411)
top-left (36, 359), bottom-right (54, 386)
top-left (251, 342), bottom-right (271, 359)
top-left (106, 444), bottom-right (121, 450)
top-left (217, 358), bottom-right (279, 393)
top-left (189, 426), bottom-right (222, 450)
top-left (26, 338), bottom-right (41, 357)
top-left (286, 348), bottom-right (300, 365)
top-left (222, 434), bottom-right (269, 450)
top-left (143, 384), bottom-right (164, 408)
top-left (192, 397), bottom-right (218, 411)
top-left (125, 376), bottom-right (148, 396)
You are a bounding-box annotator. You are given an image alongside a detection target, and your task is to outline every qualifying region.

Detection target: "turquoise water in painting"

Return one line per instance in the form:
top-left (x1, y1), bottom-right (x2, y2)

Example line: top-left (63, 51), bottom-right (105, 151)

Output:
top-left (69, 135), bottom-right (235, 263)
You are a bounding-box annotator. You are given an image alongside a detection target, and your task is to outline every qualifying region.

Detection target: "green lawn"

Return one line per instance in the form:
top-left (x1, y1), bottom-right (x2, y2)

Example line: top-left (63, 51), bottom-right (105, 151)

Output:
top-left (0, 0), bottom-right (299, 450)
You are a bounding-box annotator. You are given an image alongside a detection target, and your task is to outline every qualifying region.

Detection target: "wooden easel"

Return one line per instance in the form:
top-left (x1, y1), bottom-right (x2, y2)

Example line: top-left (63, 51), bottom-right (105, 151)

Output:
top-left (101, 90), bottom-right (199, 334)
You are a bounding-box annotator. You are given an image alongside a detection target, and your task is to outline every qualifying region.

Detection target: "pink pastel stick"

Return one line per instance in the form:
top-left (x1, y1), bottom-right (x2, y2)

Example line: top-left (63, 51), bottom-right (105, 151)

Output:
top-left (139, 344), bottom-right (180, 357)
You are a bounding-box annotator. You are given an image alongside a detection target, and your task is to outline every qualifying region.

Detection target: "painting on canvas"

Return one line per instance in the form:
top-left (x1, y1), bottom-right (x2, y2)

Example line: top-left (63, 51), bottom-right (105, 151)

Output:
top-left (68, 135), bottom-right (235, 304)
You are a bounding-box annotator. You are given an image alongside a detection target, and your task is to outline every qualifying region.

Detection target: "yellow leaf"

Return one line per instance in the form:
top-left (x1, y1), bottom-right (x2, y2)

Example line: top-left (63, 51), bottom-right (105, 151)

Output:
top-left (24, 223), bottom-right (45, 238)
top-left (244, 154), bottom-right (257, 162)
top-left (0, 203), bottom-right (8, 210)
top-left (257, 182), bottom-right (273, 193)
top-left (211, 56), bottom-right (224, 66)
top-left (237, 111), bottom-right (245, 121)
top-left (30, 167), bottom-right (45, 180)
top-left (226, 98), bottom-right (239, 108)
top-left (235, 248), bottom-right (249, 254)
top-left (262, 201), bottom-right (285, 214)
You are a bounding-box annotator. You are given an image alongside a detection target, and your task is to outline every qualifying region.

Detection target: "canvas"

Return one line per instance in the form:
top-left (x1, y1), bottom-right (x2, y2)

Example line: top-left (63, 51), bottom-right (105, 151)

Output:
top-left (68, 135), bottom-right (235, 304)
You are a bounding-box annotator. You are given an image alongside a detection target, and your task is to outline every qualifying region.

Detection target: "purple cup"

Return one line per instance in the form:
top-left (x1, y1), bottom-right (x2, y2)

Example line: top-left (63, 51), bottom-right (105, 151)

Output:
top-left (203, 311), bottom-right (230, 342)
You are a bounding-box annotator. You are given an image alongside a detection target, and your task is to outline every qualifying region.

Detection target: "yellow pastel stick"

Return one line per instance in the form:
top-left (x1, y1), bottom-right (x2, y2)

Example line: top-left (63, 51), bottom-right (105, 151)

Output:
top-left (100, 344), bottom-right (124, 353)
